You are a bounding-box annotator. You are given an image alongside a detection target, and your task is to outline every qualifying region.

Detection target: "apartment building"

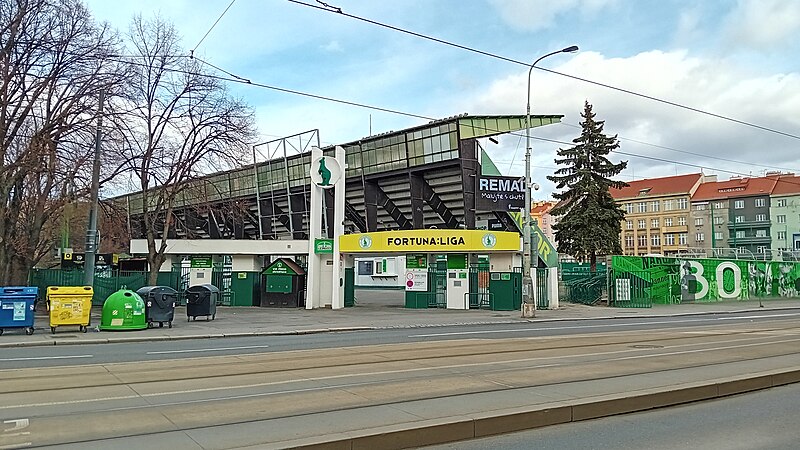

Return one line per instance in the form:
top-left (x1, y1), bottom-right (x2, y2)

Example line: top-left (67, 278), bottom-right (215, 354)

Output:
top-left (770, 175), bottom-right (800, 254)
top-left (611, 173), bottom-right (706, 256)
top-left (692, 176), bottom-right (782, 257)
top-left (531, 200), bottom-right (557, 246)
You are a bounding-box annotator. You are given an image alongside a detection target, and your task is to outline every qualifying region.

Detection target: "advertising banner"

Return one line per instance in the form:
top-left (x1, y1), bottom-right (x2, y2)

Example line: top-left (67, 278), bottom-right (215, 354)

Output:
top-left (476, 175), bottom-right (526, 211)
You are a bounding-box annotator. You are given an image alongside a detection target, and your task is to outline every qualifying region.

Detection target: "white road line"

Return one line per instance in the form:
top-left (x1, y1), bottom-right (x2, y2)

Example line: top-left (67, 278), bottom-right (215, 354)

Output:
top-left (0, 355), bottom-right (93, 362)
top-left (146, 345), bottom-right (270, 355)
top-left (408, 313), bottom-right (800, 338)
top-left (3, 335), bottom-right (796, 411)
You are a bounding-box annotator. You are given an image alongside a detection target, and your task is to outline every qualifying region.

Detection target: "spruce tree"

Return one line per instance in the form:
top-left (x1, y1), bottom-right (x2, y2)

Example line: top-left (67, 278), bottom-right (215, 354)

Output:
top-left (547, 101), bottom-right (628, 273)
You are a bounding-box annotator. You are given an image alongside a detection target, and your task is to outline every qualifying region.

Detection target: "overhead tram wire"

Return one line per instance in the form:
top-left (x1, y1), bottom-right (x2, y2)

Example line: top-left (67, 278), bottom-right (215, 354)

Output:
top-left (100, 55), bottom-right (800, 190)
top-left (286, 0), bottom-right (800, 142)
top-left (557, 122), bottom-right (800, 174)
top-left (191, 0), bottom-right (238, 55)
top-left (37, 45), bottom-right (797, 175)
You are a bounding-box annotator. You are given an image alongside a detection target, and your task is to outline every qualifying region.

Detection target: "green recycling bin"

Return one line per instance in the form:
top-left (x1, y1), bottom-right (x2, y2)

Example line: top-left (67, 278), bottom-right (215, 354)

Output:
top-left (100, 289), bottom-right (147, 331)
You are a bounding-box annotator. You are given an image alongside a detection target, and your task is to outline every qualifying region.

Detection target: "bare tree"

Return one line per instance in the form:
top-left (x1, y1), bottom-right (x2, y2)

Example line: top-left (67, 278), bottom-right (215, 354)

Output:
top-left (118, 15), bottom-right (256, 284)
top-left (0, 0), bottom-right (125, 283)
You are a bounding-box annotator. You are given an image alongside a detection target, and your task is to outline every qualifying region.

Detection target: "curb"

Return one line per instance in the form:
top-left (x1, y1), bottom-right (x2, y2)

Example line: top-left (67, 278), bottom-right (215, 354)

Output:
top-left (260, 367), bottom-right (800, 450)
top-left (2, 306), bottom-right (798, 349)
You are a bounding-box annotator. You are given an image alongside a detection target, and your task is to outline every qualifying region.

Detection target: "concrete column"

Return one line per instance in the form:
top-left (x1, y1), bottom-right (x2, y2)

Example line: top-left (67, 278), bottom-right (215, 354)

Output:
top-left (306, 147), bottom-right (324, 309)
top-left (547, 266), bottom-right (559, 309)
top-left (331, 146), bottom-right (346, 310)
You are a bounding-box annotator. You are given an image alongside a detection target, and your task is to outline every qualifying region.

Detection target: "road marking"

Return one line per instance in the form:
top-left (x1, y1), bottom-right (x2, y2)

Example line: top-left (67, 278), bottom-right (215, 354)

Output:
top-left (146, 345), bottom-right (270, 355)
top-left (3, 335), bottom-right (796, 412)
top-left (408, 313), bottom-right (800, 337)
top-left (0, 355), bottom-right (92, 362)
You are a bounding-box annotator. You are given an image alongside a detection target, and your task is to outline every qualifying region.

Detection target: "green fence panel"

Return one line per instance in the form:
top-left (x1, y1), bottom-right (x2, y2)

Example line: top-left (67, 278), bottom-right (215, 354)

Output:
top-left (562, 272), bottom-right (607, 305)
top-left (536, 268), bottom-right (549, 309)
top-left (608, 269), bottom-right (653, 308)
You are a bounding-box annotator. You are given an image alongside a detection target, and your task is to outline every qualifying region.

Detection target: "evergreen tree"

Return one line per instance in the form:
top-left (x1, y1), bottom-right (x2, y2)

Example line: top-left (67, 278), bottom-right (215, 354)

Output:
top-left (547, 101), bottom-right (628, 272)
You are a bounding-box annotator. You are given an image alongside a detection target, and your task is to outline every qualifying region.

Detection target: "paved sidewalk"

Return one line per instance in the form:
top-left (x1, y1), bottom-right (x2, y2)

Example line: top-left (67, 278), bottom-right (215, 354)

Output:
top-left (1, 289), bottom-right (799, 348)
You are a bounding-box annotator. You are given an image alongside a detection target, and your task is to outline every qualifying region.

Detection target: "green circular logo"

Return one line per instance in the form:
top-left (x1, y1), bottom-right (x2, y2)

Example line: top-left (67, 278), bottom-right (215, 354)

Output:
top-left (359, 235), bottom-right (372, 249)
top-left (482, 233), bottom-right (497, 248)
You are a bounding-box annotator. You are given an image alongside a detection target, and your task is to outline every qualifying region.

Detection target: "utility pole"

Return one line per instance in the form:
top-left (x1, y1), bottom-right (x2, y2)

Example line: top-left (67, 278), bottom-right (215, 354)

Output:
top-left (84, 90), bottom-right (105, 286)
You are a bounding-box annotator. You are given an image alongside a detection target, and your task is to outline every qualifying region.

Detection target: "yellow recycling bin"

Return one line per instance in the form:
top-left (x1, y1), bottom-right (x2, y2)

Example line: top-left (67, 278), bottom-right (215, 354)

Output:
top-left (47, 286), bottom-right (93, 334)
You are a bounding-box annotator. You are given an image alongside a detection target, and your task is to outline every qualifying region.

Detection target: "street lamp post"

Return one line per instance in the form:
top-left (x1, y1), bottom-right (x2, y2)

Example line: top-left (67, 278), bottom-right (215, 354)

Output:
top-left (522, 45), bottom-right (578, 318)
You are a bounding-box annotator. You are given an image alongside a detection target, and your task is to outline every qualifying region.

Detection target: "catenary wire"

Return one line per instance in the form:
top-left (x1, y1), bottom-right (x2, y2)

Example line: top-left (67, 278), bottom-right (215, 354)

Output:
top-left (286, 0), bottom-right (800, 142)
top-left (191, 0), bottom-right (238, 54)
top-left (101, 55), bottom-right (800, 189)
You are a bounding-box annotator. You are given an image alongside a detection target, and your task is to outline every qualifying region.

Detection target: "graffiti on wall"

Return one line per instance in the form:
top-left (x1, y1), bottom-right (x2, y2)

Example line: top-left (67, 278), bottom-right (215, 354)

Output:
top-left (612, 256), bottom-right (800, 303)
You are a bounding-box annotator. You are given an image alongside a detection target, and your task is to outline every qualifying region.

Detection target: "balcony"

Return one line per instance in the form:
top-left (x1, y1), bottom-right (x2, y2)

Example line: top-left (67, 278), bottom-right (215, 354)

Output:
top-left (727, 220), bottom-right (771, 229)
top-left (730, 235), bottom-right (771, 245)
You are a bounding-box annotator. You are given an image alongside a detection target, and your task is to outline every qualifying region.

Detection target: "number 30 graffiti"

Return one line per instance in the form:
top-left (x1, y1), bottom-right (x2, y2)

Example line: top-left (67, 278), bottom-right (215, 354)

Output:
top-left (680, 260), bottom-right (742, 301)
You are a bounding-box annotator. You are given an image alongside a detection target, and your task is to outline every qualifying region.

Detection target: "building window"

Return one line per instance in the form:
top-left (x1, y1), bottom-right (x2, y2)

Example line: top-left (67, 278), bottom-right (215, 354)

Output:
top-left (638, 235), bottom-right (647, 247)
top-left (694, 218), bottom-right (704, 226)
top-left (650, 201), bottom-right (660, 212)
top-left (714, 231), bottom-right (724, 241)
top-left (694, 203), bottom-right (706, 211)
top-left (756, 229), bottom-right (767, 237)
top-left (651, 218), bottom-right (659, 228)
top-left (678, 233), bottom-right (687, 245)
top-left (755, 198), bottom-right (766, 207)
top-left (695, 233), bottom-right (705, 242)
top-left (677, 198), bottom-right (688, 209)
top-left (665, 234), bottom-right (675, 245)
top-left (625, 203), bottom-right (634, 214)
top-left (651, 234), bottom-right (661, 246)
top-left (778, 231), bottom-right (787, 240)
top-left (776, 199), bottom-right (787, 207)
top-left (715, 202), bottom-right (726, 209)
top-left (755, 213), bottom-right (767, 222)
top-left (678, 216), bottom-right (687, 226)
top-left (778, 215), bottom-right (786, 224)
top-left (638, 220), bottom-right (646, 229)
top-left (625, 235), bottom-right (634, 248)
top-left (637, 202), bottom-right (647, 213)
top-left (714, 216), bottom-right (724, 225)
top-left (735, 230), bottom-right (746, 239)
top-left (757, 246), bottom-right (767, 254)
top-left (735, 215), bottom-right (745, 223)
top-left (664, 200), bottom-right (675, 211)
top-left (734, 200), bottom-right (745, 209)
top-left (626, 220), bottom-right (633, 230)
top-left (664, 217), bottom-right (673, 227)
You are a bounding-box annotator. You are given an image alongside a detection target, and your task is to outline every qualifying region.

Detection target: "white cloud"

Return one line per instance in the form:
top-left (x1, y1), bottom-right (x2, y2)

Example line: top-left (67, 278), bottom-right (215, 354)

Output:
top-left (460, 50), bottom-right (800, 198)
top-left (321, 40), bottom-right (343, 53)
top-left (488, 0), bottom-right (616, 31)
top-left (722, 0), bottom-right (800, 50)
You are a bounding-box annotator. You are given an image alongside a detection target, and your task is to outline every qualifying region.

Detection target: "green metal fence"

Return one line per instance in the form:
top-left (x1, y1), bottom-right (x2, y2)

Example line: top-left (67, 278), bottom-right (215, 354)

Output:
top-left (608, 269), bottom-right (653, 308)
top-left (29, 267), bottom-right (230, 306)
top-left (536, 268), bottom-right (549, 309)
top-left (561, 272), bottom-right (607, 305)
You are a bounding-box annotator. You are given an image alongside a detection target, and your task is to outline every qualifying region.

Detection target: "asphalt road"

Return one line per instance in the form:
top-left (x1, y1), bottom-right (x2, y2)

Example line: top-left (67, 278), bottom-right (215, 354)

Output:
top-left (1, 315), bottom-right (799, 448)
top-left (1, 309), bottom-right (799, 369)
top-left (423, 381), bottom-right (800, 450)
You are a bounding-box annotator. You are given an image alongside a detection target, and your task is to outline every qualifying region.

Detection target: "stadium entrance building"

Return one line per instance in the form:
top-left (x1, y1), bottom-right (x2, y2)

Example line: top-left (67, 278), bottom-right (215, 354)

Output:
top-left (120, 114), bottom-right (562, 309)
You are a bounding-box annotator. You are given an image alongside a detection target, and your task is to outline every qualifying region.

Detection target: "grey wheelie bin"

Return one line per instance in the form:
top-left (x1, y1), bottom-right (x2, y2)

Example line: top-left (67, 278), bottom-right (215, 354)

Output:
top-left (185, 284), bottom-right (218, 321)
top-left (136, 286), bottom-right (178, 328)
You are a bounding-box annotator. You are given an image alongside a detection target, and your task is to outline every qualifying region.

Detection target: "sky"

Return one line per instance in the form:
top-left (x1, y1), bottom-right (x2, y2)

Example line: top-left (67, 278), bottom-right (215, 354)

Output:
top-left (83, 0), bottom-right (800, 200)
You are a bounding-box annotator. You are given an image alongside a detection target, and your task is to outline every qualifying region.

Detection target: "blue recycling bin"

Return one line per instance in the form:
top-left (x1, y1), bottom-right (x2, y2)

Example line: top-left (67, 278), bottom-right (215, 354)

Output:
top-left (0, 286), bottom-right (38, 336)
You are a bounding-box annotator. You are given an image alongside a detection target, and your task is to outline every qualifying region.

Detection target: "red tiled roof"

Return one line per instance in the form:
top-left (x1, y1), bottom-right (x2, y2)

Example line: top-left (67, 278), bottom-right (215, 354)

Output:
top-left (530, 202), bottom-right (556, 214)
top-left (610, 173), bottom-right (703, 199)
top-left (692, 176), bottom-right (780, 201)
top-left (772, 175), bottom-right (800, 196)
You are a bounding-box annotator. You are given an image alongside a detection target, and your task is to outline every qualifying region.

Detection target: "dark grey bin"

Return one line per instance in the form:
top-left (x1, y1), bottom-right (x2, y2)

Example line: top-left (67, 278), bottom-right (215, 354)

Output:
top-left (185, 284), bottom-right (219, 321)
top-left (136, 286), bottom-right (178, 328)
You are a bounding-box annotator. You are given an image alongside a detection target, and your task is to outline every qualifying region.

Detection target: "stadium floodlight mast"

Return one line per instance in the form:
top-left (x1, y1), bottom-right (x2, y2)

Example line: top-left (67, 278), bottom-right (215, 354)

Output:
top-left (522, 45), bottom-right (579, 318)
